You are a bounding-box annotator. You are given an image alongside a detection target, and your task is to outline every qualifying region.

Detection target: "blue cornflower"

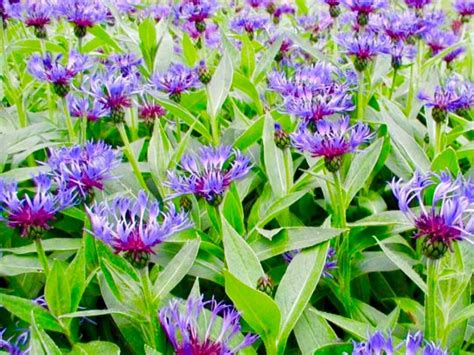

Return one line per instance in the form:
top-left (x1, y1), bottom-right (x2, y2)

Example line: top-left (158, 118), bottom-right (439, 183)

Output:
top-left (166, 145), bottom-right (252, 206)
top-left (273, 4), bottom-right (295, 21)
top-left (352, 331), bottom-right (394, 355)
top-left (27, 51), bottom-right (91, 97)
top-left (15, 0), bottom-right (54, 38)
top-left (337, 31), bottom-right (389, 71)
top-left (0, 0), bottom-right (20, 23)
top-left (56, 0), bottom-right (107, 38)
top-left (342, 0), bottom-right (387, 26)
top-left (47, 141), bottom-right (121, 200)
top-left (423, 342), bottom-right (448, 355)
top-left (283, 247), bottom-right (337, 278)
top-left (89, 72), bottom-right (137, 123)
top-left (454, 0), bottom-right (474, 19)
top-left (176, 0), bottom-right (218, 33)
top-left (0, 175), bottom-right (76, 238)
top-left (381, 11), bottom-right (421, 43)
top-left (68, 94), bottom-right (108, 122)
top-left (298, 12), bottom-right (333, 36)
top-left (387, 41), bottom-right (417, 69)
top-left (323, 0), bottom-right (342, 18)
top-left (0, 329), bottom-right (25, 355)
top-left (181, 20), bottom-right (221, 48)
top-left (405, 0), bottom-right (432, 10)
top-left (138, 101), bottom-right (167, 126)
top-left (405, 331), bottom-right (424, 355)
top-left (144, 4), bottom-right (171, 23)
top-left (152, 63), bottom-right (199, 103)
top-left (159, 295), bottom-right (258, 354)
top-left (230, 12), bottom-right (268, 37)
top-left (443, 46), bottom-right (465, 66)
top-left (113, 0), bottom-right (140, 15)
top-left (422, 28), bottom-right (456, 56)
top-left (291, 117), bottom-right (373, 172)
top-left (87, 191), bottom-right (192, 266)
top-left (107, 53), bottom-right (142, 78)
top-left (390, 171), bottom-right (473, 259)
top-left (418, 76), bottom-right (473, 122)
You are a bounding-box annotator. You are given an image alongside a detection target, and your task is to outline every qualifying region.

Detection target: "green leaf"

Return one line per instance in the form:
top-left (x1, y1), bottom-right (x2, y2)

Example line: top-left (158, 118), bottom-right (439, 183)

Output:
top-left (207, 53), bottom-right (233, 119)
top-left (45, 260), bottom-right (71, 316)
top-left (222, 218), bottom-right (264, 288)
top-left (376, 238), bottom-right (427, 293)
top-left (234, 114), bottom-right (265, 151)
top-left (263, 113), bottom-right (288, 198)
top-left (59, 309), bottom-right (129, 319)
top-left (232, 72), bottom-right (264, 115)
top-left (431, 147), bottom-right (459, 175)
top-left (0, 293), bottom-right (63, 333)
top-left (311, 309), bottom-right (374, 339)
top-left (70, 341), bottom-right (121, 355)
top-left (250, 227), bottom-right (342, 261)
top-left (0, 238), bottom-right (82, 254)
top-left (139, 18), bottom-right (158, 73)
top-left (253, 37), bottom-right (283, 83)
top-left (275, 242), bottom-right (330, 351)
top-left (30, 312), bottom-right (61, 355)
top-left (240, 36), bottom-right (255, 77)
top-left (224, 270), bottom-right (281, 352)
top-left (0, 255), bottom-right (42, 276)
top-left (222, 184), bottom-right (245, 235)
top-left (182, 32), bottom-right (198, 67)
top-left (152, 239), bottom-right (200, 301)
top-left (88, 25), bottom-right (122, 53)
top-left (344, 138), bottom-right (384, 204)
top-left (67, 247), bottom-right (87, 312)
top-left (154, 30), bottom-right (174, 73)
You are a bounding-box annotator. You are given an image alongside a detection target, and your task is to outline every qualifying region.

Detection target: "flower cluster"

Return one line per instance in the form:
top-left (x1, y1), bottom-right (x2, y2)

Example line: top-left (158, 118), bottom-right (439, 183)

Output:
top-left (87, 191), bottom-right (192, 266)
top-left (166, 145), bottom-right (252, 206)
top-left (47, 141), bottom-right (121, 201)
top-left (390, 171), bottom-right (473, 259)
top-left (14, 0), bottom-right (54, 38)
top-left (27, 51), bottom-right (90, 97)
top-left (159, 296), bottom-right (258, 354)
top-left (56, 0), bottom-right (107, 38)
top-left (152, 63), bottom-right (199, 103)
top-left (0, 175), bottom-right (76, 239)
top-left (291, 116), bottom-right (373, 172)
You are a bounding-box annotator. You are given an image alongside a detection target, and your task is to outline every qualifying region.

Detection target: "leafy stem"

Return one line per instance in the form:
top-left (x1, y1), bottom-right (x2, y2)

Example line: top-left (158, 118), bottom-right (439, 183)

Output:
top-left (35, 238), bottom-right (50, 277)
top-left (61, 97), bottom-right (77, 143)
top-left (425, 258), bottom-right (439, 341)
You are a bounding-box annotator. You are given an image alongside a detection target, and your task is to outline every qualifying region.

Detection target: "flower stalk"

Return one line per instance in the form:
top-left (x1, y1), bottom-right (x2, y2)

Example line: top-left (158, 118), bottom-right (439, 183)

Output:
top-left (425, 258), bottom-right (439, 342)
top-left (35, 238), bottom-right (50, 276)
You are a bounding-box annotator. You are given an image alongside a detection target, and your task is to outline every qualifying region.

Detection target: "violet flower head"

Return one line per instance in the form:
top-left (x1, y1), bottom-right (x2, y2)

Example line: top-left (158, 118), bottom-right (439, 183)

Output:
top-left (342, 0), bottom-right (387, 26)
top-left (337, 32), bottom-right (389, 71)
top-left (144, 4), bottom-right (171, 23)
top-left (387, 42), bottom-right (417, 69)
top-left (422, 28), bottom-right (456, 56)
top-left (230, 12), bottom-right (268, 37)
top-left (352, 331), bottom-right (393, 355)
top-left (166, 145), bottom-right (252, 206)
top-left (323, 0), bottom-right (342, 18)
top-left (390, 171), bottom-right (474, 259)
top-left (153, 63), bottom-right (199, 103)
top-left (113, 0), bottom-right (140, 15)
top-left (291, 117), bottom-right (373, 172)
top-left (159, 296), bottom-right (258, 354)
top-left (283, 247), bottom-right (337, 278)
top-left (107, 53), bottom-right (142, 78)
top-left (68, 94), bottom-right (108, 122)
top-left (423, 342), bottom-right (448, 355)
top-left (47, 141), bottom-right (121, 200)
top-left (0, 329), bottom-right (24, 355)
top-left (454, 0), bottom-right (474, 19)
top-left (0, 175), bottom-right (76, 238)
top-left (87, 191), bottom-right (192, 266)
top-left (273, 4), bottom-right (295, 20)
top-left (27, 51), bottom-right (90, 97)
top-left (405, 331), bottom-right (424, 355)
top-left (381, 11), bottom-right (421, 42)
top-left (182, 21), bottom-right (221, 48)
top-left (16, 0), bottom-right (54, 38)
top-left (443, 46), bottom-right (465, 65)
top-left (177, 0), bottom-right (218, 33)
top-left (138, 101), bottom-right (167, 126)
top-left (298, 12), bottom-right (333, 36)
top-left (405, 0), bottom-right (432, 10)
top-left (1, 0), bottom-right (21, 23)
top-left (56, 0), bottom-right (107, 38)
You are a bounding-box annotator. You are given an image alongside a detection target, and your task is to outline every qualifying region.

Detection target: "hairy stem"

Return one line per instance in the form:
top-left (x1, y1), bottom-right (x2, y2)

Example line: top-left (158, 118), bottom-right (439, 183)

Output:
top-left (425, 259), bottom-right (439, 341)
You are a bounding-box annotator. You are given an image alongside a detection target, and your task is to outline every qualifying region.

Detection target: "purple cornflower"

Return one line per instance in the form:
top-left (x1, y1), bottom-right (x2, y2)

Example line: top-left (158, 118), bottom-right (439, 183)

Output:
top-left (291, 117), bottom-right (373, 172)
top-left (422, 28), bottom-right (456, 56)
top-left (405, 332), bottom-right (424, 355)
top-left (182, 21), bottom-right (221, 48)
top-left (381, 11), bottom-right (421, 42)
top-left (454, 0), bottom-right (474, 19)
top-left (138, 101), bottom-right (167, 126)
top-left (0, 329), bottom-right (24, 355)
top-left (417, 77), bottom-right (473, 122)
top-left (89, 72), bottom-right (137, 123)
top-left (159, 296), bottom-right (258, 354)
top-left (152, 63), bottom-right (199, 103)
top-left (230, 12), bottom-right (268, 38)
top-left (415, 10), bottom-right (445, 36)
top-left (15, 0), bottom-right (54, 38)
top-left (390, 171), bottom-right (474, 259)
top-left (283, 247), bottom-right (337, 278)
top-left (246, 0), bottom-right (271, 9)
top-left (387, 42), bottom-right (417, 69)
top-left (443, 46), bottom-right (465, 66)
top-left (47, 141), bottom-right (121, 200)
top-left (273, 4), bottom-right (295, 21)
top-left (27, 51), bottom-right (90, 97)
top-left (56, 0), bottom-right (107, 38)
top-left (166, 145), bottom-right (252, 206)
top-left (337, 32), bottom-right (389, 71)
top-left (1, 0), bottom-right (21, 23)
top-left (298, 12), bottom-right (333, 38)
top-left (144, 4), bottom-right (171, 23)
top-left (423, 342), bottom-right (448, 355)
top-left (113, 0), bottom-right (140, 15)
top-left (352, 331), bottom-right (393, 355)
top-left (323, 0), bottom-right (342, 18)
top-left (405, 0), bottom-right (432, 10)
top-left (107, 53), bottom-right (142, 78)
top-left (68, 94), bottom-right (108, 122)
top-left (176, 0), bottom-right (218, 33)
top-left (87, 191), bottom-right (192, 266)
top-left (0, 175), bottom-right (76, 239)
top-left (342, 0), bottom-right (387, 26)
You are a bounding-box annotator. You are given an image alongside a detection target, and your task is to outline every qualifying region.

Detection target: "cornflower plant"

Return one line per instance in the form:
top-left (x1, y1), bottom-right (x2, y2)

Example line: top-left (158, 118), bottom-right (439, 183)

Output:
top-left (56, 0), bottom-right (107, 40)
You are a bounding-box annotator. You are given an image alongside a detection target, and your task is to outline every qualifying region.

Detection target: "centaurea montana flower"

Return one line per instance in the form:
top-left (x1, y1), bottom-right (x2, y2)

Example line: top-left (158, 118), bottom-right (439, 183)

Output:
top-left (27, 51), bottom-right (90, 97)
top-left (113, 0), bottom-right (140, 15)
top-left (182, 21), bottom-right (221, 48)
top-left (159, 295), bottom-right (258, 354)
top-left (107, 53), bottom-right (142, 78)
top-left (283, 247), bottom-right (337, 278)
top-left (166, 145), bottom-right (252, 206)
top-left (0, 329), bottom-right (25, 355)
top-left (390, 171), bottom-right (473, 259)
top-left (352, 330), bottom-right (394, 355)
top-left (138, 100), bottom-right (167, 126)
top-left (152, 63), bottom-right (199, 103)
top-left (323, 0), bottom-right (342, 18)
top-left (143, 4), bottom-right (171, 23)
top-left (230, 12), bottom-right (268, 38)
top-left (342, 0), bottom-right (387, 26)
top-left (56, 0), bottom-right (107, 38)
top-left (381, 11), bottom-right (421, 43)
top-left (291, 116), bottom-right (373, 172)
top-left (0, 0), bottom-right (20, 24)
top-left (176, 0), bottom-right (218, 33)
top-left (454, 0), bottom-right (474, 20)
top-left (68, 94), bottom-right (108, 122)
top-left (298, 12), bottom-right (333, 40)
top-left (337, 32), bottom-right (389, 71)
top-left (422, 28), bottom-right (456, 56)
top-left (386, 41), bottom-right (417, 69)
top-left (273, 4), bottom-right (295, 22)
top-left (87, 191), bottom-right (192, 266)
top-left (15, 0), bottom-right (54, 38)
top-left (47, 141), bottom-right (121, 200)
top-left (405, 0), bottom-right (432, 10)
top-left (443, 46), bottom-right (465, 66)
top-left (0, 175), bottom-right (76, 238)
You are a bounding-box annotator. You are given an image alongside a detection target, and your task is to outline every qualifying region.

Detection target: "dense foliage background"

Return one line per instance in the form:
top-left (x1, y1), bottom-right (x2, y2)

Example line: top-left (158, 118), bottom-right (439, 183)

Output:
top-left (0, 0), bottom-right (472, 354)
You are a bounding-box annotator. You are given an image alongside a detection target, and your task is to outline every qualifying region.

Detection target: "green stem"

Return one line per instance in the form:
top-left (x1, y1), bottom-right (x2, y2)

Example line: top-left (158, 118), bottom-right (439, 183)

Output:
top-left (61, 97), bottom-right (76, 143)
top-left (1, 19), bottom-right (7, 77)
top-left (129, 107), bottom-right (139, 142)
top-left (389, 68), bottom-right (398, 100)
top-left (405, 64), bottom-right (415, 117)
top-left (117, 123), bottom-right (149, 192)
top-left (140, 268), bottom-right (158, 349)
top-left (434, 121), bottom-right (443, 156)
top-left (35, 239), bottom-right (50, 277)
top-left (425, 259), bottom-right (439, 341)
top-left (283, 149), bottom-right (292, 192)
top-left (81, 115), bottom-right (88, 145)
top-left (357, 71), bottom-right (365, 121)
top-left (40, 40), bottom-right (55, 124)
